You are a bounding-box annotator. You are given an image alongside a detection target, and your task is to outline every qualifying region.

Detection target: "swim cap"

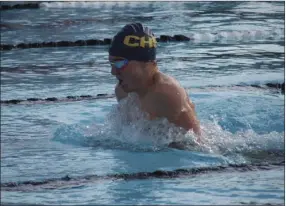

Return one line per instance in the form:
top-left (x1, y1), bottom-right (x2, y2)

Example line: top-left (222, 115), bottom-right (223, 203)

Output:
top-left (109, 23), bottom-right (157, 61)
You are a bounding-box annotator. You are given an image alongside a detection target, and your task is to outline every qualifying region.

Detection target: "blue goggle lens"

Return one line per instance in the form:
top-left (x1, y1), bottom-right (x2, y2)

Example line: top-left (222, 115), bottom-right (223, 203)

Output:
top-left (110, 60), bottom-right (128, 69)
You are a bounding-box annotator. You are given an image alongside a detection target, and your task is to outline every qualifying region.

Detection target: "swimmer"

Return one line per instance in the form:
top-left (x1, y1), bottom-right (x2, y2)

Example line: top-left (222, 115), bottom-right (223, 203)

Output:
top-left (108, 23), bottom-right (201, 139)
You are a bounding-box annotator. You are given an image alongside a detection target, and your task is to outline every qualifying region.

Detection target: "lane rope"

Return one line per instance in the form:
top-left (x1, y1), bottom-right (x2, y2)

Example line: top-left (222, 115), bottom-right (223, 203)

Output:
top-left (1, 94), bottom-right (115, 105)
top-left (0, 3), bottom-right (39, 10)
top-left (0, 35), bottom-right (190, 51)
top-left (1, 30), bottom-right (284, 51)
top-left (1, 161), bottom-right (284, 191)
top-left (1, 82), bottom-right (284, 105)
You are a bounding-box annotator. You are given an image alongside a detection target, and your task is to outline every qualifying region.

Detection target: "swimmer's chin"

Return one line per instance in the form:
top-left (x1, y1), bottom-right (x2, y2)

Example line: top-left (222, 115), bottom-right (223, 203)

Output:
top-left (121, 84), bottom-right (134, 93)
top-left (118, 81), bottom-right (131, 93)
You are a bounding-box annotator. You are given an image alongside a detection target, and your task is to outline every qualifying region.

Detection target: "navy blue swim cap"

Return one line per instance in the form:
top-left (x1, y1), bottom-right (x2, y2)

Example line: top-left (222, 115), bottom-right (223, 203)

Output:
top-left (109, 23), bottom-right (157, 61)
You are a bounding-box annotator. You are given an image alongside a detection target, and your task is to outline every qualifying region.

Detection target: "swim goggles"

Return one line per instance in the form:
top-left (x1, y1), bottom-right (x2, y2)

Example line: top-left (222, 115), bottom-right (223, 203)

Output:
top-left (110, 59), bottom-right (128, 71)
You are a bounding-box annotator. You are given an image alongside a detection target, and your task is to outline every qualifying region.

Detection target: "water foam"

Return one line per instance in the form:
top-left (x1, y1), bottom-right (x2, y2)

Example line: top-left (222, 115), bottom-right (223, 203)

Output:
top-left (53, 92), bottom-right (284, 163)
top-left (199, 120), bottom-right (284, 159)
top-left (40, 2), bottom-right (149, 9)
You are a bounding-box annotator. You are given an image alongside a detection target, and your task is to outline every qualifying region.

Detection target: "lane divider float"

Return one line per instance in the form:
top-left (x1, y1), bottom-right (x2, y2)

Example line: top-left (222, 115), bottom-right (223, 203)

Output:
top-left (1, 83), bottom-right (284, 105)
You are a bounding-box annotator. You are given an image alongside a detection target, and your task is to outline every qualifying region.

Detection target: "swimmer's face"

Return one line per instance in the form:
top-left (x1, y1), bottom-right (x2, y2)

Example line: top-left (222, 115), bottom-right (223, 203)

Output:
top-left (109, 56), bottom-right (146, 93)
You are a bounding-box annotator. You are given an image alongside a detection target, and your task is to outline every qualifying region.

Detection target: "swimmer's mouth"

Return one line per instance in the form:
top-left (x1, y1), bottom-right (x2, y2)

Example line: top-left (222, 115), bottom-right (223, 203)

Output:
top-left (117, 77), bottom-right (123, 84)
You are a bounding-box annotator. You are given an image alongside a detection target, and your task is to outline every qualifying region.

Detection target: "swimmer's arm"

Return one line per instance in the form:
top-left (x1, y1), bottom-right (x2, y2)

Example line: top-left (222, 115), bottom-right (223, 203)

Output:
top-left (114, 83), bottom-right (136, 123)
top-left (115, 83), bottom-right (128, 102)
top-left (176, 105), bottom-right (201, 136)
top-left (152, 92), bottom-right (201, 136)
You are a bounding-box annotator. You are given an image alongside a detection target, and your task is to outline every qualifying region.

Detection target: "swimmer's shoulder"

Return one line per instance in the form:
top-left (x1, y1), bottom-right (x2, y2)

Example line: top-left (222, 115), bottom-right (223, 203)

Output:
top-left (153, 72), bottom-right (186, 95)
top-left (153, 72), bottom-right (195, 108)
top-left (154, 72), bottom-right (175, 84)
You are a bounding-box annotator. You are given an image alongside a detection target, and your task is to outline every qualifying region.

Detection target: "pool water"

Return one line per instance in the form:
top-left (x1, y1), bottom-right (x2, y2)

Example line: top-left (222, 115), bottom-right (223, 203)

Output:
top-left (1, 1), bottom-right (284, 205)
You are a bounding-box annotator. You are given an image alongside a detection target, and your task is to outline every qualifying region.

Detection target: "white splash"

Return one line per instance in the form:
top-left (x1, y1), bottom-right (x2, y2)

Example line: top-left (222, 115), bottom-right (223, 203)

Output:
top-left (53, 92), bottom-right (284, 161)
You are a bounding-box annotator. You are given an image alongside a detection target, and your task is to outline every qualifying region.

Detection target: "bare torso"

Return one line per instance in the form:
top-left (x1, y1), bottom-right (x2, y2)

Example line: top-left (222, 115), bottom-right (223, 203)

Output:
top-left (116, 72), bottom-right (201, 136)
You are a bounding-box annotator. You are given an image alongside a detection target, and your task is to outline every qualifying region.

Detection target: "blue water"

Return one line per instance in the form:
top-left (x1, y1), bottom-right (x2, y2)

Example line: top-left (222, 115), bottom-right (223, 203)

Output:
top-left (1, 1), bottom-right (285, 205)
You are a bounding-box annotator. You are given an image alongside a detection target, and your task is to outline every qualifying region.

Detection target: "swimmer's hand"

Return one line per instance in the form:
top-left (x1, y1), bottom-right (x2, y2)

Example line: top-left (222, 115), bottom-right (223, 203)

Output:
top-left (115, 82), bottom-right (128, 102)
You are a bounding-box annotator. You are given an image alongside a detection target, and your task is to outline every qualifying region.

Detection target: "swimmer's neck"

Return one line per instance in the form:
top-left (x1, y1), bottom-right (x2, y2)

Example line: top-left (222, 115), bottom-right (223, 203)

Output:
top-left (135, 70), bottom-right (160, 98)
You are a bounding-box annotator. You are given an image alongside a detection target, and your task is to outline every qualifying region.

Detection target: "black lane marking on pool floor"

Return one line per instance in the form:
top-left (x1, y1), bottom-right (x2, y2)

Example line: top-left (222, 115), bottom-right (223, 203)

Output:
top-left (1, 82), bottom-right (284, 106)
top-left (1, 161), bottom-right (284, 191)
